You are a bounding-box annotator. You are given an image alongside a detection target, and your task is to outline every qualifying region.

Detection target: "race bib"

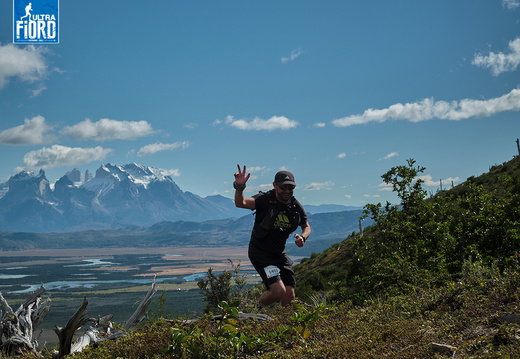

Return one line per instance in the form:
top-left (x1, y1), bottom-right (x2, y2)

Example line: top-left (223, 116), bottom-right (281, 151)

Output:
top-left (264, 265), bottom-right (280, 278)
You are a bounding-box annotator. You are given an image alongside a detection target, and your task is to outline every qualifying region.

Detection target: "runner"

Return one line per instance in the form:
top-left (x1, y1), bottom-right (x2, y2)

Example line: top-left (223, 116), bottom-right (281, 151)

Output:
top-left (233, 164), bottom-right (311, 307)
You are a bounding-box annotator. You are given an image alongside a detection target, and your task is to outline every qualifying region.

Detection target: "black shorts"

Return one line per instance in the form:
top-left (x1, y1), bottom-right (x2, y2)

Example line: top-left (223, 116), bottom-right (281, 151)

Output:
top-left (249, 251), bottom-right (295, 289)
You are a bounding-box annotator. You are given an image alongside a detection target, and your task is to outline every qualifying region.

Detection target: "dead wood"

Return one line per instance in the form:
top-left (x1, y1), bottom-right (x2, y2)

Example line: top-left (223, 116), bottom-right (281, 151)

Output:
top-left (0, 285), bottom-right (50, 357)
top-left (54, 296), bottom-right (89, 358)
top-left (124, 274), bottom-right (158, 330)
top-left (54, 276), bottom-right (158, 357)
top-left (1, 277), bottom-right (158, 357)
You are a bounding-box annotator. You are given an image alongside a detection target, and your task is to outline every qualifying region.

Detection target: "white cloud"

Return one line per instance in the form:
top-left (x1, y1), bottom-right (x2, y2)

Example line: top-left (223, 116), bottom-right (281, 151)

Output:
top-left (183, 123), bottom-right (198, 129)
top-left (137, 141), bottom-right (190, 157)
top-left (377, 183), bottom-right (393, 191)
top-left (336, 152), bottom-right (347, 159)
top-left (313, 122), bottom-right (326, 128)
top-left (61, 118), bottom-right (154, 141)
top-left (376, 174), bottom-right (460, 191)
top-left (233, 165), bottom-right (269, 180)
top-left (223, 115), bottom-right (299, 131)
top-left (332, 88), bottom-right (520, 127)
top-left (0, 44), bottom-right (48, 90)
top-left (304, 181), bottom-right (334, 191)
top-left (381, 152), bottom-right (399, 160)
top-left (473, 38), bottom-right (520, 76)
top-left (248, 166), bottom-right (267, 173)
top-left (30, 85), bottom-right (47, 98)
top-left (0, 115), bottom-right (56, 145)
top-left (344, 194), bottom-right (352, 199)
top-left (281, 47), bottom-right (303, 64)
top-left (161, 168), bottom-right (181, 177)
top-left (502, 0), bottom-right (520, 10)
top-left (416, 174), bottom-right (460, 187)
top-left (22, 145), bottom-right (112, 170)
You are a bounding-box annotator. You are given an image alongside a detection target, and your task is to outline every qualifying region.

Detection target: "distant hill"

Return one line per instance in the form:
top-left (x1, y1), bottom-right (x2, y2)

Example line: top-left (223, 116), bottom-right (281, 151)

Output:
top-left (0, 208), bottom-right (371, 255)
top-left (303, 204), bottom-right (362, 214)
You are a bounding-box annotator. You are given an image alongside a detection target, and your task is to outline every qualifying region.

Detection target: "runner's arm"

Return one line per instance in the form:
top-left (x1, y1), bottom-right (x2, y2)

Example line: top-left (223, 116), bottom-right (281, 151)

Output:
top-left (234, 189), bottom-right (255, 209)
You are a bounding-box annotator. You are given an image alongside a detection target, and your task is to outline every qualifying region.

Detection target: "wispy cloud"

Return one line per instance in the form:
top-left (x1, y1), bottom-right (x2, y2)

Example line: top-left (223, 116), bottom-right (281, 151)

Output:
top-left (160, 168), bottom-right (181, 177)
top-left (242, 165), bottom-right (269, 180)
top-left (281, 47), bottom-right (303, 64)
top-left (248, 166), bottom-right (267, 173)
top-left (0, 116), bottom-right (56, 145)
top-left (473, 37), bottom-right (520, 75)
top-left (376, 174), bottom-right (460, 192)
top-left (380, 152), bottom-right (399, 160)
top-left (313, 122), bottom-right (326, 128)
top-left (0, 44), bottom-right (49, 92)
top-left (502, 0), bottom-right (520, 10)
top-left (183, 123), bottom-right (198, 129)
top-left (304, 181), bottom-right (334, 191)
top-left (22, 145), bottom-right (112, 170)
top-left (332, 88), bottom-right (520, 127)
top-left (417, 174), bottom-right (460, 187)
top-left (377, 183), bottom-right (393, 192)
top-left (61, 118), bottom-right (154, 141)
top-left (336, 152), bottom-right (347, 159)
top-left (219, 115), bottom-right (299, 131)
top-left (137, 141), bottom-right (190, 157)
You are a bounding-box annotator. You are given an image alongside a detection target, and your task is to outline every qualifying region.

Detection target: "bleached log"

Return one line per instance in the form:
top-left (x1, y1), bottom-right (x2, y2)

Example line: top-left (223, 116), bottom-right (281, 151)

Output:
top-left (0, 285), bottom-right (49, 357)
top-left (124, 274), bottom-right (158, 330)
top-left (56, 277), bottom-right (157, 356)
top-left (70, 314), bottom-right (117, 353)
top-left (32, 297), bottom-right (52, 329)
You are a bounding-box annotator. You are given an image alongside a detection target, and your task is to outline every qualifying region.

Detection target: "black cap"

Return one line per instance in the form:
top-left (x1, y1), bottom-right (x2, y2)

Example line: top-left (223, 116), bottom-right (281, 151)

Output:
top-left (274, 171), bottom-right (296, 186)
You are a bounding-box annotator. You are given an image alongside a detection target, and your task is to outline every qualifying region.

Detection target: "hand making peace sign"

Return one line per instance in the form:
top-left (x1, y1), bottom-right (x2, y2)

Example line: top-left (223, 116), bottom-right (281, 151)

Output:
top-left (234, 164), bottom-right (250, 185)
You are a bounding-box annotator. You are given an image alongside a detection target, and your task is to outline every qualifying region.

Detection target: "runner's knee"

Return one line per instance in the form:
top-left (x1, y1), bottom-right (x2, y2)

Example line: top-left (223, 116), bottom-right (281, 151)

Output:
top-left (269, 281), bottom-right (286, 299)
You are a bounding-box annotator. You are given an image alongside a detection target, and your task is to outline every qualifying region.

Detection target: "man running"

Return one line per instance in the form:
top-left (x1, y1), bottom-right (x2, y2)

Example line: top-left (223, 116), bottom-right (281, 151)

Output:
top-left (233, 164), bottom-right (311, 307)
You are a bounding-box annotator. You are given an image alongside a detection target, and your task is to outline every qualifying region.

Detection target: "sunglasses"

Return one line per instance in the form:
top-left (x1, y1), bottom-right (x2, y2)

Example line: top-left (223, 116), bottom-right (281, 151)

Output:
top-left (279, 185), bottom-right (295, 191)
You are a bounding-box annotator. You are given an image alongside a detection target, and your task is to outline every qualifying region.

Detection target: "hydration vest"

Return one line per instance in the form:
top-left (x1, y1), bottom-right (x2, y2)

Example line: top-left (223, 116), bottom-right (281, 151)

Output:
top-left (252, 190), bottom-right (303, 239)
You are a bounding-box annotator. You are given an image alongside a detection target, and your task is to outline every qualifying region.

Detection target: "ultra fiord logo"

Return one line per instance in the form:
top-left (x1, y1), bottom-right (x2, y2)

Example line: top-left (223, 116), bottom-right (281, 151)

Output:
top-left (13, 0), bottom-right (59, 44)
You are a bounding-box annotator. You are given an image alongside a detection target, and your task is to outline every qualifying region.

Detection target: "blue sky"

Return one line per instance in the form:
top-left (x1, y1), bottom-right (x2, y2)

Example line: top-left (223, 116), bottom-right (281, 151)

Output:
top-left (0, 0), bottom-right (519, 206)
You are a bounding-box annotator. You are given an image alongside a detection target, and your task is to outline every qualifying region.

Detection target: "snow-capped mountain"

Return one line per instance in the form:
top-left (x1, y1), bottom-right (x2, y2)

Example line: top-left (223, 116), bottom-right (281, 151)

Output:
top-left (0, 163), bottom-right (244, 232)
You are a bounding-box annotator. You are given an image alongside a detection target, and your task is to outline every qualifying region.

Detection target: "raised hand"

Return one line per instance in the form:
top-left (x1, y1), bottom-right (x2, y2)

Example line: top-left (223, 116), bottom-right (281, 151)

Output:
top-left (234, 164), bottom-right (250, 185)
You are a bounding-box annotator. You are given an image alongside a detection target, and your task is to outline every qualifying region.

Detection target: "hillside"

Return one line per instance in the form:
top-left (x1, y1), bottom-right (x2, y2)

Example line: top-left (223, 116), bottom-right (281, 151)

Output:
top-left (294, 157), bottom-right (520, 303)
top-left (58, 156), bottom-right (519, 359)
top-left (4, 157), bottom-right (518, 358)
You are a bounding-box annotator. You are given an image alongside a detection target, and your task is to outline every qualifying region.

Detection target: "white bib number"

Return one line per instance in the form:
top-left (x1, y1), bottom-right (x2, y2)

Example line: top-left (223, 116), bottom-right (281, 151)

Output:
top-left (264, 265), bottom-right (280, 279)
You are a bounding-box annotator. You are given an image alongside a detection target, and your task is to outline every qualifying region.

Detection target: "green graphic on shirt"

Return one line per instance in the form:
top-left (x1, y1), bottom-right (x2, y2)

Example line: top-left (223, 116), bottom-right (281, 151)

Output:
top-left (273, 213), bottom-right (292, 230)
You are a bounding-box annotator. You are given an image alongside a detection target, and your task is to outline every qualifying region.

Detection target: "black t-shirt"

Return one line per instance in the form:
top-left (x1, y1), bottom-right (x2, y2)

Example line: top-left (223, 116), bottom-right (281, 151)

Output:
top-left (248, 190), bottom-right (307, 256)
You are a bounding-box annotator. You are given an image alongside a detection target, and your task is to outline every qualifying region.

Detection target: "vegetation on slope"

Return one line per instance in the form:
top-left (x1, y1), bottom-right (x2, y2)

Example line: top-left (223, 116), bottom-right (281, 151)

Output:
top-left (58, 264), bottom-right (519, 358)
top-left (295, 157), bottom-right (520, 305)
top-left (10, 156), bottom-right (520, 358)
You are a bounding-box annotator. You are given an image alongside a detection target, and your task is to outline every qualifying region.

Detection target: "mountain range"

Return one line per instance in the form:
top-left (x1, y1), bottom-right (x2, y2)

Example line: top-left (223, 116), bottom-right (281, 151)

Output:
top-left (0, 163), bottom-right (361, 233)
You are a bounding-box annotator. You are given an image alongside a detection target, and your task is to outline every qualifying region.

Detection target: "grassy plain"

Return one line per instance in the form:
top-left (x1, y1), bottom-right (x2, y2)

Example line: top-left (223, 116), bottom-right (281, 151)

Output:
top-left (0, 245), bottom-right (255, 349)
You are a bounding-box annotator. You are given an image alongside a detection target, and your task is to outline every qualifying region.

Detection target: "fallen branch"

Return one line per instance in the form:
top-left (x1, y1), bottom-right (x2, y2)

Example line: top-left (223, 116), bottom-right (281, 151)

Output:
top-left (54, 297), bottom-right (89, 358)
top-left (54, 276), bottom-right (158, 357)
top-left (124, 274), bottom-right (158, 330)
top-left (0, 285), bottom-right (51, 357)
